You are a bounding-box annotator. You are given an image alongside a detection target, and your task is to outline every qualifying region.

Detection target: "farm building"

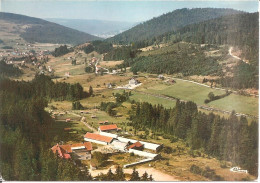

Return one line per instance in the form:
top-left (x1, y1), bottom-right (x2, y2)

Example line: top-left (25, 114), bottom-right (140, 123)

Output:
top-left (98, 124), bottom-right (118, 133)
top-left (51, 144), bottom-right (72, 159)
top-left (111, 140), bottom-right (128, 151)
top-left (100, 131), bottom-right (118, 138)
top-left (99, 121), bottom-right (109, 125)
top-left (129, 78), bottom-right (140, 85)
top-left (129, 149), bottom-right (159, 159)
top-left (84, 133), bottom-right (114, 145)
top-left (51, 142), bottom-right (92, 159)
top-left (118, 136), bottom-right (162, 152)
top-left (100, 132), bottom-right (162, 152)
top-left (127, 141), bottom-right (144, 151)
top-left (70, 142), bottom-right (92, 152)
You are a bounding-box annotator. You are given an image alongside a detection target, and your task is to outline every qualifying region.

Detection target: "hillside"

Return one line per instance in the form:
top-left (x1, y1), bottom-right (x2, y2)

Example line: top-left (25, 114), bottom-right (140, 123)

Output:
top-left (0, 12), bottom-right (102, 45)
top-left (156, 12), bottom-right (259, 65)
top-left (107, 8), bottom-right (242, 44)
top-left (46, 18), bottom-right (138, 38)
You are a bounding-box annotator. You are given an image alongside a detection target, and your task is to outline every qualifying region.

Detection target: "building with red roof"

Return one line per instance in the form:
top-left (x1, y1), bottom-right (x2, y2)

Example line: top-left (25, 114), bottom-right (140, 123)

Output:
top-left (127, 141), bottom-right (144, 151)
top-left (98, 124), bottom-right (118, 133)
top-left (51, 142), bottom-right (92, 159)
top-left (84, 132), bottom-right (114, 145)
top-left (51, 144), bottom-right (72, 159)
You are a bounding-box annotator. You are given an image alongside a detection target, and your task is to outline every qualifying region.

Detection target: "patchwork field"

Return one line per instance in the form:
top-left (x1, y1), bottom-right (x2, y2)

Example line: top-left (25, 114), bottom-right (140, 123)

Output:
top-left (136, 78), bottom-right (258, 117)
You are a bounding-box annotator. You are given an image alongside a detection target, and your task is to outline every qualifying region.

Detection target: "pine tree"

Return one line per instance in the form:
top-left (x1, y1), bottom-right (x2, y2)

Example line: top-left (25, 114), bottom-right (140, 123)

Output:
top-left (106, 168), bottom-right (114, 180)
top-left (89, 86), bottom-right (93, 96)
top-left (141, 171), bottom-right (149, 181)
top-left (130, 168), bottom-right (140, 181)
top-left (149, 174), bottom-right (154, 181)
top-left (115, 166), bottom-right (125, 181)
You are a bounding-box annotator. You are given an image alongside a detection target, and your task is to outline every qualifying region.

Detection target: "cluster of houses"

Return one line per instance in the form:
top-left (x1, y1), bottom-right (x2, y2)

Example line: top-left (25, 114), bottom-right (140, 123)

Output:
top-left (52, 123), bottom-right (162, 168)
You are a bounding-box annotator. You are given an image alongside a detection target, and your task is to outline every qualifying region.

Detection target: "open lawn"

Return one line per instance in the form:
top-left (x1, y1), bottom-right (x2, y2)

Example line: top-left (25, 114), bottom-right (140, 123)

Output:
top-left (129, 90), bottom-right (176, 109)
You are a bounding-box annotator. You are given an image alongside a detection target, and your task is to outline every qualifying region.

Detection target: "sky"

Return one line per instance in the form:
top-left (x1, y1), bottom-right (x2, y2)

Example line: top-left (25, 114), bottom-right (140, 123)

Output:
top-left (1, 0), bottom-right (259, 22)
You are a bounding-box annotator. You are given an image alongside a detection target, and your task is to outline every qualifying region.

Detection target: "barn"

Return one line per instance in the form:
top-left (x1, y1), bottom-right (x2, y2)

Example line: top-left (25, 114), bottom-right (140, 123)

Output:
top-left (84, 132), bottom-right (114, 145)
top-left (98, 124), bottom-right (118, 133)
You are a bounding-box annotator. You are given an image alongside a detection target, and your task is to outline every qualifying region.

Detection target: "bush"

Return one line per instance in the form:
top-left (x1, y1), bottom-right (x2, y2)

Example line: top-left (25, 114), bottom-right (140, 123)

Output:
top-left (84, 44), bottom-right (94, 54)
top-left (52, 45), bottom-right (71, 57)
top-left (170, 136), bottom-right (178, 143)
top-left (72, 101), bottom-right (84, 110)
top-left (163, 146), bottom-right (173, 154)
top-left (85, 66), bottom-right (94, 73)
top-left (115, 156), bottom-right (124, 160)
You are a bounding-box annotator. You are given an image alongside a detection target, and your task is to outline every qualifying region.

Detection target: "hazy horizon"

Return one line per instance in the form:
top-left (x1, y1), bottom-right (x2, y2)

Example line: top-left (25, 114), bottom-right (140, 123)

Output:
top-left (1, 0), bottom-right (258, 22)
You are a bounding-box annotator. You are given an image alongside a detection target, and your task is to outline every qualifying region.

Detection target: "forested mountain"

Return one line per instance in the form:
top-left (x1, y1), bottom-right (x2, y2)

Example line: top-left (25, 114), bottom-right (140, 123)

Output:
top-left (156, 12), bottom-right (259, 65)
top-left (107, 8), bottom-right (242, 44)
top-left (0, 12), bottom-right (102, 45)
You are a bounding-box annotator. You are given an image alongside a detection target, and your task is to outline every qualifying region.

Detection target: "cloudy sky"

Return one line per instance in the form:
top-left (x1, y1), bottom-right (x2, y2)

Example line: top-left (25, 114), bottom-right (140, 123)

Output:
top-left (1, 0), bottom-right (258, 22)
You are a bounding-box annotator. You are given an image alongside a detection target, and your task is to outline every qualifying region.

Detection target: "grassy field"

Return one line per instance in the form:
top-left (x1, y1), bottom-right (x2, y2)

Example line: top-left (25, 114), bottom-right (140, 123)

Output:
top-left (137, 79), bottom-right (258, 117)
top-left (128, 90), bottom-right (176, 109)
top-left (48, 113), bottom-right (93, 144)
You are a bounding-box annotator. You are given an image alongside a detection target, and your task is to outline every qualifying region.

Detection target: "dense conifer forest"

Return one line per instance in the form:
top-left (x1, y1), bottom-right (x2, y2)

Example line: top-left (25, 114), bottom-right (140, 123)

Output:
top-left (129, 101), bottom-right (258, 176)
top-left (108, 8), bottom-right (241, 44)
top-left (0, 75), bottom-right (92, 180)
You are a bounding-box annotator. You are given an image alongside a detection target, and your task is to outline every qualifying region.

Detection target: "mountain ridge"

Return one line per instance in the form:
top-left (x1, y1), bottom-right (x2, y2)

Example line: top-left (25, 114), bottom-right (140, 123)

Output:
top-left (0, 12), bottom-right (102, 45)
top-left (107, 8), bottom-right (244, 44)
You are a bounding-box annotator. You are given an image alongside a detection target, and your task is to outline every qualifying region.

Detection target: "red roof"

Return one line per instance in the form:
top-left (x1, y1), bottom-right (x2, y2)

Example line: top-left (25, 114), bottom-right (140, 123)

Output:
top-left (51, 144), bottom-right (71, 159)
top-left (84, 142), bottom-right (92, 151)
top-left (127, 141), bottom-right (143, 149)
top-left (99, 124), bottom-right (118, 131)
top-left (51, 142), bottom-right (93, 159)
top-left (84, 133), bottom-right (113, 143)
top-left (70, 142), bottom-right (92, 151)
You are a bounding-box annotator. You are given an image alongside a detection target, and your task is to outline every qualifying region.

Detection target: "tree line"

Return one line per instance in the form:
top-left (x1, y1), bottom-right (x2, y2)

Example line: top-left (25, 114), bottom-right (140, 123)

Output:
top-left (83, 40), bottom-right (113, 54)
top-left (52, 45), bottom-right (72, 57)
top-left (0, 74), bottom-right (90, 101)
top-left (130, 100), bottom-right (258, 176)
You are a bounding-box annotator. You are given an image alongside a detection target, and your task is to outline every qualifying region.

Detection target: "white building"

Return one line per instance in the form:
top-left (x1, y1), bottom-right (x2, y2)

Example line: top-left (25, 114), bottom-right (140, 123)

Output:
top-left (129, 78), bottom-right (139, 85)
